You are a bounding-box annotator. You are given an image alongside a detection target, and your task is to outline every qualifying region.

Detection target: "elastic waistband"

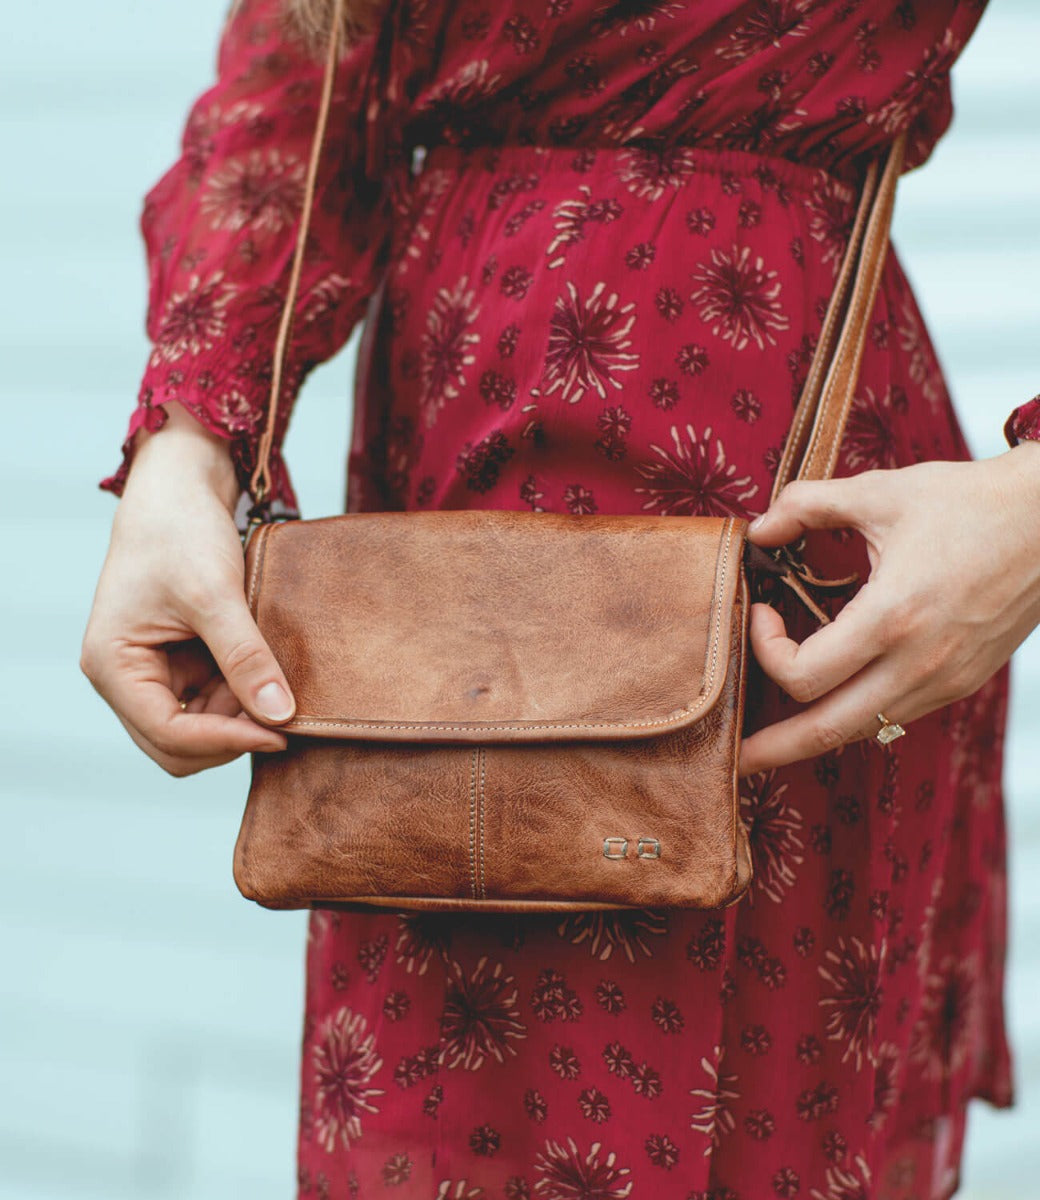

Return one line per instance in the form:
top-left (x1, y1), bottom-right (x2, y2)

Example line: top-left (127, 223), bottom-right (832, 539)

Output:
top-left (409, 141), bottom-right (858, 203)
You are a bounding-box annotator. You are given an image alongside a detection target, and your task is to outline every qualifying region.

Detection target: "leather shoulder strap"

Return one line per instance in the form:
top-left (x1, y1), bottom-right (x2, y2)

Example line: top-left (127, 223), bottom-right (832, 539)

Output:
top-left (249, 0), bottom-right (346, 508)
top-left (247, 0), bottom-right (904, 512)
top-left (769, 134), bottom-right (906, 502)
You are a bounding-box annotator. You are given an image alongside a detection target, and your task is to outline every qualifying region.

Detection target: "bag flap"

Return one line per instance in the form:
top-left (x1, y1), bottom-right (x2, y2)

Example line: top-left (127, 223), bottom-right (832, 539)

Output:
top-left (246, 510), bottom-right (746, 743)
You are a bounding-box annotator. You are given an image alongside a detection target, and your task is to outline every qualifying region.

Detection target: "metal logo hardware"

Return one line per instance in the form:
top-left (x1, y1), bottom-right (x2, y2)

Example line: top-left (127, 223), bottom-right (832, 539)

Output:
top-left (603, 837), bottom-right (661, 860)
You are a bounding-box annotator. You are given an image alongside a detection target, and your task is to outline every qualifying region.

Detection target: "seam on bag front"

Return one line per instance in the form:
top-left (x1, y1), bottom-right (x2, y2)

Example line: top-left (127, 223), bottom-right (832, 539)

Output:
top-left (468, 748), bottom-right (479, 900)
top-left (704, 516), bottom-right (732, 699)
top-left (479, 748), bottom-right (487, 899)
top-left (728, 573), bottom-right (751, 901)
top-left (281, 519), bottom-right (740, 737)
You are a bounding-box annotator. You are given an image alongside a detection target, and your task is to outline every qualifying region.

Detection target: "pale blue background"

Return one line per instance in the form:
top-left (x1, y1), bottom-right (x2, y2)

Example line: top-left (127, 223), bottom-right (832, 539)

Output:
top-left (0, 3), bottom-right (1037, 1197)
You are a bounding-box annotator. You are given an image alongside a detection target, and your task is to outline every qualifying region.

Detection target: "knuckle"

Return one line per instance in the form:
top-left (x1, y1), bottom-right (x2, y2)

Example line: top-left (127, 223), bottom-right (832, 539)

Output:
top-left (221, 638), bottom-right (270, 680)
top-left (873, 614), bottom-right (901, 652)
top-left (913, 634), bottom-right (970, 704)
top-left (817, 493), bottom-right (845, 525)
top-left (161, 757), bottom-right (195, 779)
top-left (149, 726), bottom-right (182, 758)
top-left (877, 595), bottom-right (921, 645)
top-left (786, 668), bottom-right (821, 705)
top-left (779, 480), bottom-right (810, 511)
top-left (938, 663), bottom-right (974, 705)
top-left (79, 641), bottom-right (99, 682)
top-left (179, 570), bottom-right (229, 617)
top-left (783, 478), bottom-right (845, 523)
top-left (918, 634), bottom-right (956, 678)
top-left (808, 718), bottom-right (847, 756)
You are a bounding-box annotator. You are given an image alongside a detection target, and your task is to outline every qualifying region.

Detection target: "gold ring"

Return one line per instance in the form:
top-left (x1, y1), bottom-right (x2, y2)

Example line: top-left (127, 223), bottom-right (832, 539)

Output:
top-left (178, 697), bottom-right (189, 712)
top-left (875, 712), bottom-right (906, 746)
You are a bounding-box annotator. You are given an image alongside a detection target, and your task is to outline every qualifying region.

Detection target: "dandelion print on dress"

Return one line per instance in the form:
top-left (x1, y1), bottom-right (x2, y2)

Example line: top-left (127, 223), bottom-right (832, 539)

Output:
top-left (910, 953), bottom-right (983, 1081)
top-left (439, 957), bottom-right (527, 1069)
top-left (421, 277), bottom-right (481, 427)
top-left (149, 272), bottom-right (236, 366)
top-left (556, 909), bottom-right (670, 963)
top-left (534, 1138), bottom-right (633, 1200)
top-left (817, 937), bottom-right (885, 1069)
top-left (201, 149), bottom-right (304, 233)
top-left (105, 0), bottom-right (1016, 1195)
top-left (616, 145), bottom-right (699, 201)
top-left (310, 1007), bottom-right (384, 1152)
top-left (843, 386), bottom-right (907, 470)
top-left (690, 245), bottom-right (790, 351)
top-left (635, 425), bottom-right (758, 516)
top-left (689, 1046), bottom-right (740, 1151)
top-left (740, 771), bottom-right (805, 904)
top-left (534, 281), bottom-right (639, 405)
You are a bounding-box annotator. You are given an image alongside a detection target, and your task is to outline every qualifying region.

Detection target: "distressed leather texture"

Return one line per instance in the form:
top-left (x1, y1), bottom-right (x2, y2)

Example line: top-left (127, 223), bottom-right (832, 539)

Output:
top-left (235, 511), bottom-right (753, 912)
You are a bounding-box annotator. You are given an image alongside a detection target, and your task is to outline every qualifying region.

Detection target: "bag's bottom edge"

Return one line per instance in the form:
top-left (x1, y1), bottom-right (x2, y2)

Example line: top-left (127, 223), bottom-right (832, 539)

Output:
top-left (250, 891), bottom-right (750, 913)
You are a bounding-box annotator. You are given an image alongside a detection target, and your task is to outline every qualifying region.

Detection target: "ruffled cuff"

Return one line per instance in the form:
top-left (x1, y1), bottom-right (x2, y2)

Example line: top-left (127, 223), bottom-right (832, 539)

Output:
top-left (100, 356), bottom-right (300, 516)
top-left (1004, 395), bottom-right (1040, 449)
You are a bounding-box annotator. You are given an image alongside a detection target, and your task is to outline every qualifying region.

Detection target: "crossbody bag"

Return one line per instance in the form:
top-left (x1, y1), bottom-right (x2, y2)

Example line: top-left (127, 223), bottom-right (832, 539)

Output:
top-left (232, 1), bottom-right (906, 913)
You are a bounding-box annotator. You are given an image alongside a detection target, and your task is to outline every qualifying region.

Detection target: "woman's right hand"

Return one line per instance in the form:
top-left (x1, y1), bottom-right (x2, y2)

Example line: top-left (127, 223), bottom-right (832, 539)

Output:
top-left (81, 404), bottom-right (295, 776)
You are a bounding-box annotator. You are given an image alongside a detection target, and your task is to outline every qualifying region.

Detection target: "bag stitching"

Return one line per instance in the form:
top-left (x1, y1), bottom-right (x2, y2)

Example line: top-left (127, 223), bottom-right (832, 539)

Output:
top-left (805, 157), bottom-right (895, 481)
top-left (246, 523), bottom-right (273, 613)
top-left (468, 748), bottom-right (478, 900)
top-left (479, 747), bottom-right (487, 900)
top-left (705, 515), bottom-right (731, 696)
top-left (771, 158), bottom-right (878, 500)
top-left (776, 195), bottom-right (860, 483)
top-left (802, 244), bottom-right (868, 481)
top-left (729, 573), bottom-right (751, 897)
top-left (820, 191), bottom-right (894, 480)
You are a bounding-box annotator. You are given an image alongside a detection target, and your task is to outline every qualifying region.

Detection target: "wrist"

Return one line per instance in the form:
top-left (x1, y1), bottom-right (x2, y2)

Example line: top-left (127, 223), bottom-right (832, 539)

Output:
top-left (996, 439), bottom-right (1040, 527)
top-left (1005, 436), bottom-right (1040, 474)
top-left (126, 403), bottom-right (241, 514)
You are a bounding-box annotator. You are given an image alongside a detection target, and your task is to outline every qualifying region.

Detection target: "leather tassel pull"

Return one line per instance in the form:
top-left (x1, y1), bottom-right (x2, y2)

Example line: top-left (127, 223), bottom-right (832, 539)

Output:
top-left (744, 541), bottom-right (860, 628)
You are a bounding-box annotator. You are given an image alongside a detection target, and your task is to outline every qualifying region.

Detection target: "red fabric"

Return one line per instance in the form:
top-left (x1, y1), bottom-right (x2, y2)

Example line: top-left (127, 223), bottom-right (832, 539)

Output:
top-left (1005, 394), bottom-right (1040, 449)
top-left (106, 2), bottom-right (1018, 1196)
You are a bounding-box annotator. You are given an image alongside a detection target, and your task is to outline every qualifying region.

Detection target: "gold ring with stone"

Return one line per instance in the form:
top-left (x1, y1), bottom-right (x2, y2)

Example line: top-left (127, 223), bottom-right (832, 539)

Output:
top-left (875, 712), bottom-right (906, 746)
top-left (178, 697), bottom-right (189, 712)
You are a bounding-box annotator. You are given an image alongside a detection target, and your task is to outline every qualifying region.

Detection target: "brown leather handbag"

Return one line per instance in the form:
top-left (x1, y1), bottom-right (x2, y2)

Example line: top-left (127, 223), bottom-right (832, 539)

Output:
top-left (232, 9), bottom-right (906, 913)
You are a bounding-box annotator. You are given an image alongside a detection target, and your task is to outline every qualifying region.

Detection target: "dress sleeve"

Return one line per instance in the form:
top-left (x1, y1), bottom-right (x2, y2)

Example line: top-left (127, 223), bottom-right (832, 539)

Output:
top-left (101, 0), bottom-right (392, 513)
top-left (1004, 396), bottom-right (1040, 449)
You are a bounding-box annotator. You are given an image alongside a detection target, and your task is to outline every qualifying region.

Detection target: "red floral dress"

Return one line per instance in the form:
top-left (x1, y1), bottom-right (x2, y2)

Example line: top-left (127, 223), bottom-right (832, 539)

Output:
top-left (103, 2), bottom-right (1032, 1197)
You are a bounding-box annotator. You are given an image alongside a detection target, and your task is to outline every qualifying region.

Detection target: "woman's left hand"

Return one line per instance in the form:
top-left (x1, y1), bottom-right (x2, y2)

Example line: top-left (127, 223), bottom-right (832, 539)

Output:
top-left (739, 440), bottom-right (1040, 777)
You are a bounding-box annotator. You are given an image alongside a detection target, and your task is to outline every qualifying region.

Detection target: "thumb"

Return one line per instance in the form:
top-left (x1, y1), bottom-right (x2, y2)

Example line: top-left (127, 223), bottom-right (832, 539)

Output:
top-left (194, 596), bottom-right (296, 725)
top-left (747, 475), bottom-right (871, 547)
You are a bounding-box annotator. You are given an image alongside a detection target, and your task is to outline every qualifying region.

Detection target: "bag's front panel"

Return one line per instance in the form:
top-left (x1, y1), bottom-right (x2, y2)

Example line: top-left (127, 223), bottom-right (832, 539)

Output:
top-left (478, 723), bottom-right (741, 909)
top-left (239, 513), bottom-right (752, 910)
top-left (235, 581), bottom-right (751, 911)
top-left (235, 742), bottom-right (476, 905)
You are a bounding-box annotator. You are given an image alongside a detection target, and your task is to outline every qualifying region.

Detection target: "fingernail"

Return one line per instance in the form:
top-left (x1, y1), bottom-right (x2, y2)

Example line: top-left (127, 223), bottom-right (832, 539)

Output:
top-left (749, 514), bottom-right (766, 532)
top-left (256, 681), bottom-right (293, 722)
top-left (254, 740), bottom-right (287, 754)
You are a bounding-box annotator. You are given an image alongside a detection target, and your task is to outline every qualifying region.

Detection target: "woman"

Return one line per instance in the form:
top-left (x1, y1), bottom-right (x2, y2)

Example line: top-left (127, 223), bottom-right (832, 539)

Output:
top-left (81, 0), bottom-right (1040, 1195)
